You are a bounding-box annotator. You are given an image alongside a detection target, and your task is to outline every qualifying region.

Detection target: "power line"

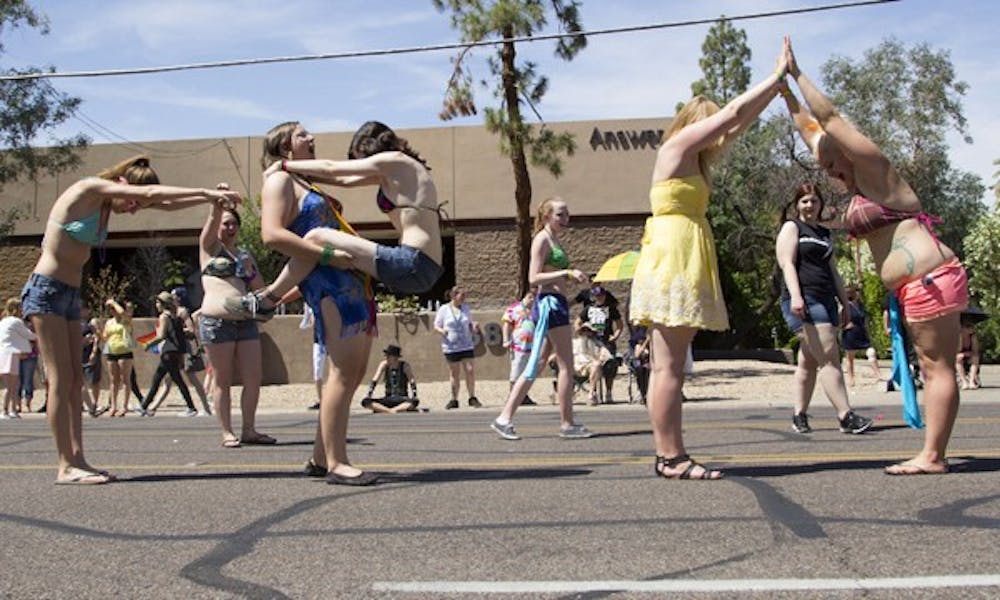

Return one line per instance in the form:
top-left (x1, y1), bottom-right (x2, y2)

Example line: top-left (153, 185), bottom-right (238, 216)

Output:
top-left (74, 110), bottom-right (225, 157)
top-left (1, 0), bottom-right (899, 82)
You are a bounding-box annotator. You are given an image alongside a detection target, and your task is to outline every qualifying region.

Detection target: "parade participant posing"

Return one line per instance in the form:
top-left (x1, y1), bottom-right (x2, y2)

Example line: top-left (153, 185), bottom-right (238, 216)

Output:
top-left (259, 121), bottom-right (377, 486)
top-left (629, 43), bottom-right (791, 480)
top-left (228, 120), bottom-right (443, 320)
top-left (781, 37), bottom-right (967, 475)
top-left (20, 155), bottom-right (239, 485)
top-left (776, 183), bottom-right (873, 435)
top-left (491, 197), bottom-right (593, 441)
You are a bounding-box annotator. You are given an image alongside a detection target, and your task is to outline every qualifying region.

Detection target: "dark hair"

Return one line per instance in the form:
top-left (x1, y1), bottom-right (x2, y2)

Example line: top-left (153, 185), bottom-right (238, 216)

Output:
top-left (782, 182), bottom-right (825, 222)
top-left (348, 121), bottom-right (430, 170)
top-left (222, 207), bottom-right (242, 228)
top-left (171, 286), bottom-right (192, 310)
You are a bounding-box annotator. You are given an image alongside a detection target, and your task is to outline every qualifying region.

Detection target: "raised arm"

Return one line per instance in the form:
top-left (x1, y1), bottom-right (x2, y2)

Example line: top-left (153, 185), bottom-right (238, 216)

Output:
top-left (784, 37), bottom-right (916, 210)
top-left (266, 155), bottom-right (385, 187)
top-left (89, 178), bottom-right (240, 209)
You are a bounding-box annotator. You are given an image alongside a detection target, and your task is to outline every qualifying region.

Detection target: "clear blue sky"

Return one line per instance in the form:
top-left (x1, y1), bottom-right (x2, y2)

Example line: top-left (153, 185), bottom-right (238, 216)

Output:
top-left (6, 0), bottom-right (998, 200)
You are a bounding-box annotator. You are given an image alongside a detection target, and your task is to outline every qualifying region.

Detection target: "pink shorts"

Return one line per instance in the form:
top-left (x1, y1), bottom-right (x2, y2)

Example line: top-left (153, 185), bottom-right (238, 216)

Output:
top-left (896, 258), bottom-right (968, 323)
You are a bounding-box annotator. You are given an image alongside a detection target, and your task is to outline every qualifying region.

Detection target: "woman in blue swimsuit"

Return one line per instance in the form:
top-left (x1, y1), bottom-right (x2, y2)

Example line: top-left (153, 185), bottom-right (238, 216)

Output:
top-left (258, 121), bottom-right (379, 486)
top-left (228, 121), bottom-right (443, 320)
top-left (20, 155), bottom-right (241, 486)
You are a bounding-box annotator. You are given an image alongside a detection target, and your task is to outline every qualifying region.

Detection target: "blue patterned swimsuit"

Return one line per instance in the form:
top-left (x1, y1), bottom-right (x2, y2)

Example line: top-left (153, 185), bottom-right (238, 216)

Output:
top-left (289, 189), bottom-right (375, 345)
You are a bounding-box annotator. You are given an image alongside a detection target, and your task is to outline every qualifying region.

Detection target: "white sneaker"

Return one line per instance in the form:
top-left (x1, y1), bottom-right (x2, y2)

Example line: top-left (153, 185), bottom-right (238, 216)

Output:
top-left (559, 423), bottom-right (593, 439)
top-left (8, 411), bottom-right (21, 419)
top-left (178, 409), bottom-right (198, 417)
top-left (196, 410), bottom-right (210, 417)
top-left (0, 413), bottom-right (9, 420)
top-left (490, 419), bottom-right (521, 441)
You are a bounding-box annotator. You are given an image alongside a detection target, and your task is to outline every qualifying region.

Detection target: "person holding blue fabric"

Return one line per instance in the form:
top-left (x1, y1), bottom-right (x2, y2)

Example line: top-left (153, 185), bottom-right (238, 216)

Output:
top-left (20, 155), bottom-right (241, 485)
top-left (259, 121), bottom-right (378, 486)
top-left (228, 120), bottom-right (443, 320)
top-left (776, 183), bottom-right (872, 435)
top-left (491, 197), bottom-right (593, 441)
top-left (782, 38), bottom-right (967, 475)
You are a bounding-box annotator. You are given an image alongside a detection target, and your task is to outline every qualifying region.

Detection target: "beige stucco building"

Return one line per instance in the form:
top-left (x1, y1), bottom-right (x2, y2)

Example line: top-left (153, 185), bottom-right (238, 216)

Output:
top-left (0, 117), bottom-right (670, 382)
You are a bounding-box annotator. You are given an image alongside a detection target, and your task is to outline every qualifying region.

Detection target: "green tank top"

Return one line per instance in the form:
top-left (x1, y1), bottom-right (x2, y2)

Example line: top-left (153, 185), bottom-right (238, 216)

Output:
top-left (546, 244), bottom-right (570, 269)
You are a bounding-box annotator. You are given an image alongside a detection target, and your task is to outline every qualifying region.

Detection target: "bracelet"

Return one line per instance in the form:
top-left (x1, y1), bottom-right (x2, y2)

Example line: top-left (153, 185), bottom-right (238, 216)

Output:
top-left (281, 160), bottom-right (288, 172)
top-left (774, 68), bottom-right (786, 81)
top-left (319, 243), bottom-right (334, 267)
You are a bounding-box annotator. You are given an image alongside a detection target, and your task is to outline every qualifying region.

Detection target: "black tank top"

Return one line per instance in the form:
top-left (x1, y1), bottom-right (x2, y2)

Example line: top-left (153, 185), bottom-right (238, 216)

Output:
top-left (781, 220), bottom-right (836, 300)
top-left (384, 361), bottom-right (410, 398)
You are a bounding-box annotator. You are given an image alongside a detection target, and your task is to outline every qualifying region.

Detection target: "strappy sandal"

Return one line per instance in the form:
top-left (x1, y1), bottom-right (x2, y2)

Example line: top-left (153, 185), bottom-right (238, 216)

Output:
top-left (655, 454), bottom-right (722, 480)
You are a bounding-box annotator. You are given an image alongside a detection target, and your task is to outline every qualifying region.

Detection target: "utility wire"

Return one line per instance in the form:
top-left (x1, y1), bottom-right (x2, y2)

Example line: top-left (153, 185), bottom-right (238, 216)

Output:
top-left (1, 0), bottom-right (899, 82)
top-left (74, 110), bottom-right (225, 157)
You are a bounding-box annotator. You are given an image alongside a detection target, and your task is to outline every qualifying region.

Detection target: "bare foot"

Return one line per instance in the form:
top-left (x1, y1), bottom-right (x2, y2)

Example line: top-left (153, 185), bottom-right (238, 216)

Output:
top-left (885, 459), bottom-right (949, 475)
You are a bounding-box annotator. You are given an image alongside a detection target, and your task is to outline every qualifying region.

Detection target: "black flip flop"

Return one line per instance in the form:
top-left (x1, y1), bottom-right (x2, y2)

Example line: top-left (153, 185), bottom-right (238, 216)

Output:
top-left (325, 470), bottom-right (379, 486)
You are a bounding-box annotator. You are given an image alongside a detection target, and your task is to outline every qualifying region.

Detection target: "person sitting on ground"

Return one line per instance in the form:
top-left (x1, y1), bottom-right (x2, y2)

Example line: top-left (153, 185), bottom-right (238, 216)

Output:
top-left (956, 320), bottom-right (981, 390)
top-left (360, 344), bottom-right (420, 413)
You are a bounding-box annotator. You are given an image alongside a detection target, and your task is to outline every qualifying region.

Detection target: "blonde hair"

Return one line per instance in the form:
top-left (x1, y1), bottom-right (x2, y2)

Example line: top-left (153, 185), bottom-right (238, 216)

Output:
top-left (261, 121), bottom-right (300, 170)
top-left (666, 96), bottom-right (723, 178)
top-left (533, 196), bottom-right (564, 234)
top-left (3, 297), bottom-right (20, 317)
top-left (96, 155), bottom-right (159, 185)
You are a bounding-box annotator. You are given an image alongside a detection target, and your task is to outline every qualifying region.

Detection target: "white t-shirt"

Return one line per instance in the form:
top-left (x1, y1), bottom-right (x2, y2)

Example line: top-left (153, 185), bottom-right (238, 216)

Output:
top-left (434, 303), bottom-right (475, 354)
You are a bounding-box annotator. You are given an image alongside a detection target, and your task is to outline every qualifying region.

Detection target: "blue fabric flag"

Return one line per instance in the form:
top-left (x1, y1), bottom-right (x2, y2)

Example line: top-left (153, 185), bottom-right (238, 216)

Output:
top-left (888, 293), bottom-right (924, 429)
top-left (522, 295), bottom-right (557, 381)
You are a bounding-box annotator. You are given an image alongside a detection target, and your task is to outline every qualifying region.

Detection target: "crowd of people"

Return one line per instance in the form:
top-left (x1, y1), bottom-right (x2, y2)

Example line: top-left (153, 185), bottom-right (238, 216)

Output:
top-left (2, 37), bottom-right (985, 486)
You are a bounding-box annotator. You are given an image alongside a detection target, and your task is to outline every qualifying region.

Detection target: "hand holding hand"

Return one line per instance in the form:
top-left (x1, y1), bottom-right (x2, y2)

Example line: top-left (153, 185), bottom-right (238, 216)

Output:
top-left (783, 36), bottom-right (799, 77)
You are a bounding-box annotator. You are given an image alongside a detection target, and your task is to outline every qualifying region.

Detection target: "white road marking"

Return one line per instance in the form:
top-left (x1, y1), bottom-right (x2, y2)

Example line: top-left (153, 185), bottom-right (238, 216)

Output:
top-left (374, 575), bottom-right (1000, 594)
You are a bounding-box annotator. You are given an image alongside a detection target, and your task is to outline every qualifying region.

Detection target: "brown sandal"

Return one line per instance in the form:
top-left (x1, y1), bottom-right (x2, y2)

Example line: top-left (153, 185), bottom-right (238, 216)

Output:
top-left (655, 454), bottom-right (722, 480)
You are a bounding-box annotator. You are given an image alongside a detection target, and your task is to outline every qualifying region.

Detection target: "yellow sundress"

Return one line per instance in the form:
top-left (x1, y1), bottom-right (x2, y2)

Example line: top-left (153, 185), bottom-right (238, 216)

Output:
top-left (629, 174), bottom-right (729, 330)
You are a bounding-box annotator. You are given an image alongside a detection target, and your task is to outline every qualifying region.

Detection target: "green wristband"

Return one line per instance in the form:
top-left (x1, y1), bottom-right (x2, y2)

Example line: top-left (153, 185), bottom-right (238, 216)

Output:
top-left (319, 243), bottom-right (334, 267)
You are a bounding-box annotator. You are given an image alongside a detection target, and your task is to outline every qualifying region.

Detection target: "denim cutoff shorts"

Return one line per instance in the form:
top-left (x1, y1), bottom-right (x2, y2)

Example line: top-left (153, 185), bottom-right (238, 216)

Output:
top-left (375, 244), bottom-right (443, 295)
top-left (780, 294), bottom-right (839, 333)
top-left (199, 316), bottom-right (259, 345)
top-left (21, 273), bottom-right (82, 321)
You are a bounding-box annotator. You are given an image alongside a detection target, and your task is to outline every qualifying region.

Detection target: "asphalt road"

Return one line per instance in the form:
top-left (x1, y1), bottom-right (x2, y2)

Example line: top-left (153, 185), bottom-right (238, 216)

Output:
top-left (1, 399), bottom-right (999, 599)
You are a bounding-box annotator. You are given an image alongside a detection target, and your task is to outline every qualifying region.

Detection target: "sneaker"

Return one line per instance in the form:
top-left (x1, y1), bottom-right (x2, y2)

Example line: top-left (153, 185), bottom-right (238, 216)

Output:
top-left (559, 423), bottom-right (593, 439)
top-left (521, 396), bottom-right (537, 406)
top-left (223, 292), bottom-right (275, 322)
top-left (467, 396), bottom-right (482, 408)
top-left (444, 399), bottom-right (459, 410)
top-left (196, 410), bottom-right (211, 417)
top-left (839, 410), bottom-right (873, 434)
top-left (490, 419), bottom-right (521, 440)
top-left (791, 412), bottom-right (812, 433)
top-left (0, 413), bottom-right (8, 420)
top-left (178, 409), bottom-right (198, 417)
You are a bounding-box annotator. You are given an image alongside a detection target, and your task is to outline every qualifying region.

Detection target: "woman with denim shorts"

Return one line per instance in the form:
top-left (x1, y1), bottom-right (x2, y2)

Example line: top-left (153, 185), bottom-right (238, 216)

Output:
top-left (19, 154), bottom-right (241, 485)
top-left (776, 183), bottom-right (872, 436)
top-left (199, 198), bottom-right (274, 448)
top-left (783, 38), bottom-right (968, 474)
top-left (257, 121), bottom-right (377, 486)
top-left (226, 121), bottom-right (443, 320)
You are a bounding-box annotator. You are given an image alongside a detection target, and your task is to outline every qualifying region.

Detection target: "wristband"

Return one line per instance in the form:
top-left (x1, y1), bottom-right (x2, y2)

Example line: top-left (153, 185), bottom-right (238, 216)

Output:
top-left (319, 243), bottom-right (334, 267)
top-left (774, 68), bottom-right (786, 81)
top-left (281, 160), bottom-right (288, 172)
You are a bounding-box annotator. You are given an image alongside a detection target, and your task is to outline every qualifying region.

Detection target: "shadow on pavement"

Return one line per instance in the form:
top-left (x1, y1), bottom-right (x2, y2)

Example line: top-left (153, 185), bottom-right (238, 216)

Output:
top-left (377, 467), bottom-right (591, 484)
top-left (725, 455), bottom-right (1000, 477)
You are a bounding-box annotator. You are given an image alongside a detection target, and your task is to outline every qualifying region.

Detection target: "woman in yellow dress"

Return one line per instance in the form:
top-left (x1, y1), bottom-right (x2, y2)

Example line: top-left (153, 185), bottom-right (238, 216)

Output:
top-left (630, 42), bottom-right (790, 480)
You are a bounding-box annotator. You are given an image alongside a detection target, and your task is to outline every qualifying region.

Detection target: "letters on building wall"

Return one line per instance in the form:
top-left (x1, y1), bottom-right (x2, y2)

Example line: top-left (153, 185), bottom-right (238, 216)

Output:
top-left (589, 127), bottom-right (664, 152)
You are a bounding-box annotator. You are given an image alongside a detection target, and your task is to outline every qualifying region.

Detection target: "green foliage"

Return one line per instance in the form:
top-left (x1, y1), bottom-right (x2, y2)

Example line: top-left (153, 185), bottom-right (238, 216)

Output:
top-left (0, 1), bottom-right (88, 192)
top-left (83, 265), bottom-right (132, 318)
top-left (375, 293), bottom-right (422, 316)
top-left (821, 38), bottom-right (986, 252)
top-left (434, 0), bottom-right (586, 294)
top-left (235, 194), bottom-right (285, 285)
top-left (691, 19), bottom-right (751, 105)
top-left (963, 202), bottom-right (1000, 362)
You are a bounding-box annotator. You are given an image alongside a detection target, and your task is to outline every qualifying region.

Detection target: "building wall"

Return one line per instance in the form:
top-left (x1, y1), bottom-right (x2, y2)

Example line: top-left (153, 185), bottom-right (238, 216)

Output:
top-left (0, 242), bottom-right (40, 301)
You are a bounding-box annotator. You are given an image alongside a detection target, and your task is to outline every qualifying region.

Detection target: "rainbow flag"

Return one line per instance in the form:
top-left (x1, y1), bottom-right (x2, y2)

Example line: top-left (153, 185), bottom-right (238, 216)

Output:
top-left (136, 330), bottom-right (160, 354)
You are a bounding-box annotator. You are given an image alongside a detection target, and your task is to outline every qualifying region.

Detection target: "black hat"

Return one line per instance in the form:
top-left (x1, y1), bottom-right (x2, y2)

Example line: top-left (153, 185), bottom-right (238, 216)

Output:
top-left (383, 344), bottom-right (402, 357)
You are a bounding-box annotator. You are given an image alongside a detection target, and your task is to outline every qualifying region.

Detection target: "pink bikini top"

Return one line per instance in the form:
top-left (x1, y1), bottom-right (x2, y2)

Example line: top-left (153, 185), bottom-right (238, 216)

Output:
top-left (844, 194), bottom-right (940, 239)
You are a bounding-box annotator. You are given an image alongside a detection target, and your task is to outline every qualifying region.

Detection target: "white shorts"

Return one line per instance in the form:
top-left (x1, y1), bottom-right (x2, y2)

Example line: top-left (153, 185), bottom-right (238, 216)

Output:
top-left (0, 351), bottom-right (19, 376)
top-left (312, 343), bottom-right (327, 382)
top-left (509, 350), bottom-right (532, 382)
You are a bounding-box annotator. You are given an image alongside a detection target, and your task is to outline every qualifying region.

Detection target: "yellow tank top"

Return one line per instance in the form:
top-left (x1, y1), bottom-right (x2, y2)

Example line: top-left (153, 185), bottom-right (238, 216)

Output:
top-left (103, 319), bottom-right (132, 355)
top-left (649, 174), bottom-right (709, 219)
